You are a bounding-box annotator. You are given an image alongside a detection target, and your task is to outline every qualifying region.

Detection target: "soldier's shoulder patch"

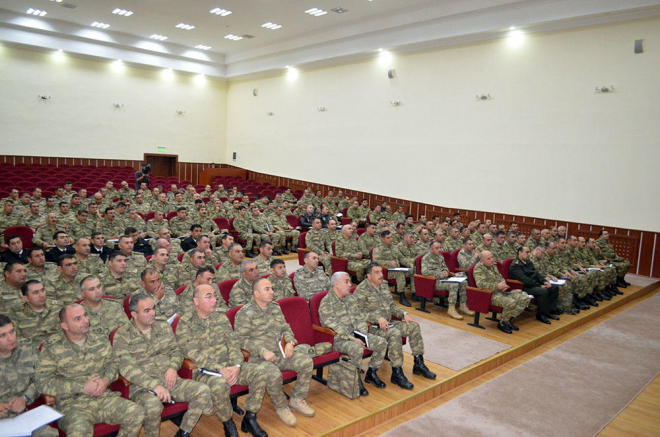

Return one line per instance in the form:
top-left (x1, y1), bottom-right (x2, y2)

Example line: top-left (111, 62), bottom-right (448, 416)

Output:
top-left (514, 261), bottom-right (519, 264)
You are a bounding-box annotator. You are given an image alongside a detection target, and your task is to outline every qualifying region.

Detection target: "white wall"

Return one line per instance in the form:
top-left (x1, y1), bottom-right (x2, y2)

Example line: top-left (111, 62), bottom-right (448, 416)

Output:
top-left (226, 18), bottom-right (660, 233)
top-left (0, 45), bottom-right (227, 163)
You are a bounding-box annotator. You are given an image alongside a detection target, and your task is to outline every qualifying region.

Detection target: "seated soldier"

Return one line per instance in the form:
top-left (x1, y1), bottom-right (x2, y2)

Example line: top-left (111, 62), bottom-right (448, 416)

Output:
top-left (114, 235), bottom-right (147, 276)
top-left (150, 229), bottom-right (184, 260)
top-left (457, 237), bottom-right (480, 270)
top-left (305, 218), bottom-right (332, 275)
top-left (90, 231), bottom-right (113, 262)
top-left (271, 205), bottom-right (299, 253)
top-left (45, 231), bottom-right (76, 264)
top-left (354, 263), bottom-right (435, 388)
top-left (293, 252), bottom-right (331, 301)
top-left (146, 210), bottom-right (169, 238)
top-left (596, 230), bottom-right (631, 288)
top-left (36, 304), bottom-right (145, 436)
top-left (79, 275), bottom-right (127, 336)
top-left (251, 207), bottom-right (283, 255)
top-left (267, 259), bottom-right (296, 301)
top-left (177, 248), bottom-right (209, 288)
top-left (32, 213), bottom-right (63, 249)
top-left (372, 230), bottom-right (413, 307)
top-left (473, 251), bottom-right (529, 334)
top-left (1, 234), bottom-right (28, 264)
top-left (45, 254), bottom-right (81, 304)
top-left (235, 278), bottom-right (316, 419)
top-left (346, 200), bottom-right (366, 227)
top-left (170, 207), bottom-right (194, 238)
top-left (414, 229), bottom-right (431, 256)
top-left (442, 227), bottom-right (462, 253)
top-left (319, 272), bottom-right (388, 397)
top-left (215, 243), bottom-right (244, 283)
top-left (140, 268), bottom-right (180, 322)
top-left (228, 260), bottom-right (261, 308)
top-left (98, 252), bottom-right (142, 301)
top-left (215, 233), bottom-right (235, 264)
top-left (358, 223), bottom-right (378, 258)
top-left (335, 225), bottom-right (369, 282)
top-left (179, 266), bottom-right (228, 316)
top-left (113, 294), bottom-right (214, 437)
top-left (422, 241), bottom-right (473, 320)
top-left (26, 247), bottom-right (59, 283)
top-left (177, 284), bottom-right (298, 436)
top-left (1, 262), bottom-right (27, 313)
top-left (148, 247), bottom-right (179, 290)
top-left (9, 279), bottom-right (62, 346)
top-left (254, 241), bottom-right (274, 276)
top-left (74, 237), bottom-right (105, 277)
top-left (233, 206), bottom-right (260, 258)
top-left (0, 314), bottom-right (60, 437)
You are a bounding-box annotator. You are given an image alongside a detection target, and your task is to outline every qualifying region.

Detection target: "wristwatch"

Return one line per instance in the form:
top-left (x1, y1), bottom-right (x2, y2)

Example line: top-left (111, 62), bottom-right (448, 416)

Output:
top-left (234, 364), bottom-right (241, 369)
top-left (22, 394), bottom-right (31, 404)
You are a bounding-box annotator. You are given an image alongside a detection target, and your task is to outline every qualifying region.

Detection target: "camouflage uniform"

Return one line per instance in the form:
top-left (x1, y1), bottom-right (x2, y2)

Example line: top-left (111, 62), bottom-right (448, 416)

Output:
top-left (9, 301), bottom-right (62, 346)
top-left (501, 241), bottom-right (518, 260)
top-left (32, 225), bottom-right (65, 248)
top-left (113, 320), bottom-right (214, 436)
top-left (235, 299), bottom-right (314, 401)
top-left (414, 240), bottom-right (431, 256)
top-left (319, 290), bottom-right (386, 370)
top-left (293, 267), bottom-right (331, 301)
top-left (124, 217), bottom-right (147, 234)
top-left (145, 219), bottom-right (169, 238)
top-left (69, 220), bottom-right (95, 241)
top-left (55, 211), bottom-right (76, 227)
top-left (396, 241), bottom-right (418, 293)
top-left (372, 243), bottom-right (412, 292)
top-left (98, 271), bottom-right (142, 301)
top-left (253, 255), bottom-right (272, 276)
top-left (0, 281), bottom-right (23, 313)
top-left (271, 213), bottom-right (300, 249)
top-left (147, 260), bottom-right (179, 291)
top-left (36, 331), bottom-right (145, 437)
top-left (178, 283), bottom-right (227, 316)
top-left (358, 233), bottom-right (378, 258)
top-left (490, 242), bottom-right (506, 262)
top-left (564, 248), bottom-right (604, 292)
top-left (215, 262), bottom-right (241, 284)
top-left (334, 236), bottom-right (369, 281)
top-left (354, 280), bottom-right (424, 367)
top-left (583, 247), bottom-right (618, 286)
top-left (531, 254), bottom-right (573, 312)
top-left (96, 219), bottom-right (124, 239)
top-left (228, 277), bottom-right (254, 308)
top-left (215, 246), bottom-right (231, 265)
top-left (473, 263), bottom-right (528, 322)
top-left (524, 236), bottom-right (542, 250)
top-left (421, 252), bottom-right (467, 305)
top-left (26, 263), bottom-right (59, 283)
top-left (24, 213), bottom-right (46, 230)
top-left (305, 229), bottom-right (332, 274)
top-left (81, 298), bottom-right (128, 337)
top-left (0, 212), bottom-right (23, 241)
top-left (169, 217), bottom-right (195, 238)
top-left (45, 273), bottom-right (82, 304)
top-left (549, 252), bottom-right (590, 299)
top-left (0, 343), bottom-right (59, 437)
top-left (145, 287), bottom-right (180, 321)
top-left (346, 206), bottom-right (365, 223)
top-left (471, 231), bottom-right (484, 248)
top-left (267, 274), bottom-right (296, 301)
top-left (322, 229), bottom-right (340, 248)
top-left (123, 253), bottom-right (147, 277)
top-left (595, 238), bottom-right (631, 278)
top-left (442, 238), bottom-right (461, 254)
top-left (457, 248), bottom-right (479, 270)
top-left (75, 254), bottom-right (105, 277)
top-left (233, 215), bottom-right (259, 251)
top-left (251, 215), bottom-right (282, 248)
top-left (176, 310), bottom-right (287, 420)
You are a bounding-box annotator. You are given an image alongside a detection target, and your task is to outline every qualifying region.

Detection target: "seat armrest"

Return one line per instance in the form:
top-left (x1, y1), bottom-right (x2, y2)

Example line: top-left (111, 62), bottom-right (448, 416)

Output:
top-left (312, 324), bottom-right (336, 336)
top-left (182, 359), bottom-right (197, 371)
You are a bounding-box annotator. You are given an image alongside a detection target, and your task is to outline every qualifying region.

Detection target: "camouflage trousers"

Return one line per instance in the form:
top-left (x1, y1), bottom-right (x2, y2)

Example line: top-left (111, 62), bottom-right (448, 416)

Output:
top-left (369, 320), bottom-right (424, 367)
top-left (58, 391), bottom-right (144, 437)
top-left (276, 230), bottom-right (301, 249)
top-left (239, 232), bottom-right (260, 251)
top-left (434, 280), bottom-right (467, 305)
top-left (132, 378), bottom-right (213, 436)
top-left (567, 275), bottom-right (590, 298)
top-left (196, 361), bottom-right (285, 422)
top-left (272, 351), bottom-right (314, 400)
top-left (388, 269), bottom-right (415, 294)
top-left (611, 258), bottom-right (631, 278)
top-left (556, 283), bottom-right (574, 312)
top-left (32, 424), bottom-right (59, 437)
top-left (347, 259), bottom-right (370, 282)
top-left (602, 265), bottom-right (618, 285)
top-left (490, 290), bottom-right (528, 322)
top-left (317, 253), bottom-right (333, 276)
top-left (583, 270), bottom-right (605, 292)
top-left (334, 334), bottom-right (387, 370)
top-left (256, 232), bottom-right (282, 248)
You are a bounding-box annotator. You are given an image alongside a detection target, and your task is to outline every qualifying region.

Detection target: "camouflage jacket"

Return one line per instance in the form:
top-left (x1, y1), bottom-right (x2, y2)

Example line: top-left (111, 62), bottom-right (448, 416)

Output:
top-left (112, 320), bottom-right (183, 396)
top-left (25, 263), bottom-right (59, 283)
top-left (490, 242), bottom-right (506, 262)
top-left (293, 267), bottom-right (330, 301)
top-left (232, 216), bottom-right (253, 235)
top-left (32, 225), bottom-right (65, 248)
top-left (358, 234), bottom-right (378, 257)
top-left (0, 281), bottom-right (23, 313)
top-left (36, 331), bottom-right (119, 407)
top-left (442, 238), bottom-right (462, 253)
top-left (24, 213), bottom-right (46, 230)
top-left (396, 242), bottom-right (417, 265)
top-left (319, 290), bottom-right (369, 342)
top-left (81, 298), bottom-right (128, 337)
top-left (0, 343), bottom-right (40, 414)
top-left (45, 273), bottom-right (82, 304)
top-left (501, 241), bottom-right (518, 260)
top-left (176, 310), bottom-right (243, 371)
top-left (251, 215), bottom-right (275, 234)
top-left (254, 256), bottom-right (272, 276)
top-left (0, 213), bottom-right (24, 235)
top-left (68, 221), bottom-right (96, 241)
top-left (595, 239), bottom-right (621, 260)
top-left (306, 229), bottom-right (330, 254)
top-left (267, 275), bottom-right (296, 301)
top-left (215, 262), bottom-right (241, 283)
top-left (148, 261), bottom-right (179, 291)
top-left (228, 277), bottom-right (254, 308)
top-left (421, 252), bottom-right (450, 278)
top-left (144, 287), bottom-right (180, 321)
top-left (373, 243), bottom-right (410, 268)
top-left (98, 271), bottom-right (142, 300)
top-left (457, 249), bottom-right (478, 270)
top-left (177, 283), bottom-right (227, 316)
top-left (146, 219), bottom-right (169, 238)
top-left (215, 246), bottom-right (231, 265)
top-left (235, 299), bottom-right (296, 363)
top-left (169, 217), bottom-right (194, 238)
top-left (415, 241), bottom-right (431, 256)
top-left (9, 302), bottom-right (63, 347)
top-left (75, 254), bottom-right (105, 277)
top-left (530, 254), bottom-right (550, 278)
top-left (97, 219), bottom-right (124, 238)
top-left (354, 279), bottom-right (405, 323)
top-left (346, 206), bottom-right (365, 221)
top-left (473, 263), bottom-right (505, 291)
top-left (124, 217), bottom-right (147, 234)
top-left (335, 236), bottom-right (360, 258)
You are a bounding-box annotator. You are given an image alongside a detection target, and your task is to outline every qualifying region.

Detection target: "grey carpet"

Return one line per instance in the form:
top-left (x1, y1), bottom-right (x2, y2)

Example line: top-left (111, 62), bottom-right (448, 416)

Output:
top-left (386, 294), bottom-right (660, 437)
top-left (402, 316), bottom-right (510, 371)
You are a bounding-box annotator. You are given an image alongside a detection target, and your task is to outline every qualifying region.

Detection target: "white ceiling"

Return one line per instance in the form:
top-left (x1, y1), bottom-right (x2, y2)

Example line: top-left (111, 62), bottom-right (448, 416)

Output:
top-left (1, 0), bottom-right (659, 79)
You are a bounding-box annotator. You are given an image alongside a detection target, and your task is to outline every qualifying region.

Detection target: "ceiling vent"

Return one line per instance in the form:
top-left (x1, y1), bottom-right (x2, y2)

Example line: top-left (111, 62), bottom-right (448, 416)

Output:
top-left (61, 3), bottom-right (78, 9)
top-left (331, 7), bottom-right (348, 14)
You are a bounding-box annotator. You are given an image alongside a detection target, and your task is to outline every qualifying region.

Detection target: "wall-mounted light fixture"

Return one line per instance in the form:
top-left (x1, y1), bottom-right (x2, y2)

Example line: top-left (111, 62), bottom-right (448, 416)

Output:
top-left (176, 110), bottom-right (186, 115)
top-left (387, 69), bottom-right (396, 79)
top-left (112, 103), bottom-right (124, 108)
top-left (390, 100), bottom-right (403, 107)
top-left (252, 89), bottom-right (258, 96)
top-left (317, 107), bottom-right (327, 112)
top-left (37, 95), bottom-right (51, 100)
top-left (476, 94), bottom-right (491, 100)
top-left (266, 111), bottom-right (274, 116)
top-left (595, 86), bottom-right (615, 93)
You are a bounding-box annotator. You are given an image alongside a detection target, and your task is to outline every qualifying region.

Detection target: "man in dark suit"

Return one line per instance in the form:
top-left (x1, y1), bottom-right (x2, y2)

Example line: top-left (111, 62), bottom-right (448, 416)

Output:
top-left (508, 245), bottom-right (560, 325)
top-left (90, 231), bottom-right (112, 262)
top-left (1, 234), bottom-right (28, 264)
top-left (180, 224), bottom-right (203, 252)
top-left (45, 231), bottom-right (76, 264)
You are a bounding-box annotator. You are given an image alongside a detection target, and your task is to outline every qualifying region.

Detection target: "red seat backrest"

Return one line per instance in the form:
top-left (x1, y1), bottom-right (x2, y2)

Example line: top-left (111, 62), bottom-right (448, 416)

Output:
top-left (309, 290), bottom-right (329, 326)
top-left (212, 217), bottom-right (230, 230)
top-left (177, 252), bottom-right (185, 262)
top-left (225, 305), bottom-right (242, 328)
top-left (289, 272), bottom-right (296, 292)
top-left (442, 251), bottom-right (456, 273)
top-left (467, 264), bottom-right (477, 287)
top-left (123, 294), bottom-right (132, 319)
top-left (451, 249), bottom-right (461, 269)
top-left (298, 232), bottom-right (307, 249)
top-left (4, 226), bottom-right (34, 249)
top-left (415, 254), bottom-right (424, 273)
top-left (278, 296), bottom-right (316, 346)
top-left (501, 258), bottom-right (515, 279)
top-left (109, 326), bottom-right (120, 345)
top-left (331, 240), bottom-right (336, 256)
top-left (218, 279), bottom-right (239, 305)
top-left (171, 316), bottom-right (182, 333)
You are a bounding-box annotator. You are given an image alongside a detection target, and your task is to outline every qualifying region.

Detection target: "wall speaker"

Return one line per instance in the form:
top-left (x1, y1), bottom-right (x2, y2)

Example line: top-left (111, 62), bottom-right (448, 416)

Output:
top-left (634, 39), bottom-right (644, 54)
top-left (388, 69), bottom-right (396, 79)
top-left (232, 152), bottom-right (237, 160)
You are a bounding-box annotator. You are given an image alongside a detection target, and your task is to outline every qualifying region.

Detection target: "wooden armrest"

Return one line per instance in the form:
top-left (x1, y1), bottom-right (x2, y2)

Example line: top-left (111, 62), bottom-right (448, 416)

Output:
top-left (330, 255), bottom-right (348, 261)
top-left (456, 268), bottom-right (466, 273)
top-left (182, 359), bottom-right (197, 371)
top-left (40, 394), bottom-right (56, 406)
top-left (312, 324), bottom-right (336, 336)
top-left (448, 272), bottom-right (456, 277)
top-left (117, 375), bottom-right (132, 386)
top-left (466, 286), bottom-right (493, 295)
top-left (506, 279), bottom-right (524, 285)
top-left (241, 349), bottom-right (251, 360)
top-left (414, 274), bottom-right (437, 281)
top-left (366, 321), bottom-right (372, 329)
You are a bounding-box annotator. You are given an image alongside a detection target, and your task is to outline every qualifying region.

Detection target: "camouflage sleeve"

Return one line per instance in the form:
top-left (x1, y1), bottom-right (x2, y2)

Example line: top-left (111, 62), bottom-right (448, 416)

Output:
top-left (32, 228), bottom-right (46, 247)
top-left (154, 289), bottom-right (180, 320)
top-left (235, 308), bottom-right (268, 358)
top-left (20, 345), bottom-right (39, 402)
top-left (36, 345), bottom-right (86, 397)
top-left (275, 307), bottom-right (296, 345)
top-left (112, 329), bottom-right (162, 390)
top-left (357, 238), bottom-right (370, 257)
top-left (371, 246), bottom-right (388, 265)
top-left (318, 299), bottom-right (353, 342)
top-left (421, 255), bottom-right (440, 277)
top-left (305, 233), bottom-right (322, 254)
top-left (353, 284), bottom-right (380, 324)
top-left (473, 264), bottom-right (497, 291)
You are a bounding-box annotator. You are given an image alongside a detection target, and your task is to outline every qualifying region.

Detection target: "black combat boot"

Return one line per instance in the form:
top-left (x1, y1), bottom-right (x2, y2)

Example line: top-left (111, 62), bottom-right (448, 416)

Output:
top-left (390, 367), bottom-right (414, 390)
top-left (358, 377), bottom-right (369, 396)
top-left (223, 420), bottom-right (239, 437)
top-left (174, 430), bottom-right (191, 437)
top-left (241, 412), bottom-right (268, 437)
top-left (364, 367), bottom-right (386, 388)
top-left (412, 355), bottom-right (436, 379)
top-left (399, 292), bottom-right (411, 307)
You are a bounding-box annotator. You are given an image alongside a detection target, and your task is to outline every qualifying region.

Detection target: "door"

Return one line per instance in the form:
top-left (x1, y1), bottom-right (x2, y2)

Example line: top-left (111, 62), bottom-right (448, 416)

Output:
top-left (144, 154), bottom-right (177, 178)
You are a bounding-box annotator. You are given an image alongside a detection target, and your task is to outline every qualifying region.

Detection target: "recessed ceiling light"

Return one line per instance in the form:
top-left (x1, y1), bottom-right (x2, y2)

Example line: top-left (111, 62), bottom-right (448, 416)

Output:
top-left (26, 8), bottom-right (48, 17)
top-left (331, 7), bottom-right (348, 13)
top-left (224, 34), bottom-right (243, 41)
top-left (261, 22), bottom-right (283, 30)
top-left (50, 0), bottom-right (62, 2)
top-left (194, 45), bottom-right (212, 50)
top-left (305, 8), bottom-right (328, 16)
top-left (149, 34), bottom-right (168, 41)
top-left (210, 7), bottom-right (232, 16)
top-left (91, 21), bottom-right (111, 29)
top-left (112, 8), bottom-right (133, 17)
top-left (175, 23), bottom-right (195, 30)
top-left (509, 26), bottom-right (515, 30)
